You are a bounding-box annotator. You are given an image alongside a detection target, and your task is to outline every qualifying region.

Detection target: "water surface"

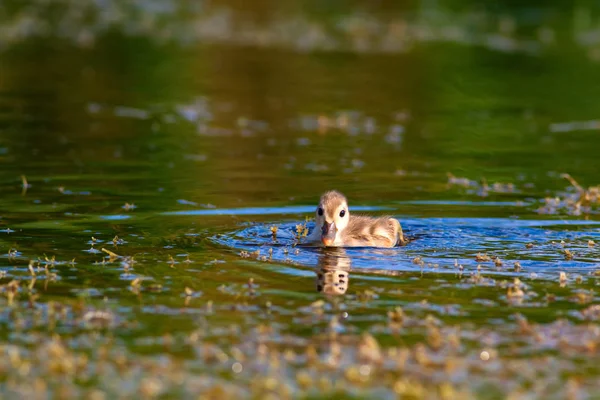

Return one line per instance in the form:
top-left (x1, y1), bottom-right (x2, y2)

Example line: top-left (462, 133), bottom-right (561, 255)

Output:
top-left (1, 1), bottom-right (600, 399)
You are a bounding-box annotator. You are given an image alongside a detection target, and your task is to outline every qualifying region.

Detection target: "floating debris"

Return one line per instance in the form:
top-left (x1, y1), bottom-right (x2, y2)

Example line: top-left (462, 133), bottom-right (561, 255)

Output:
top-left (537, 174), bottom-right (600, 215)
top-left (83, 310), bottom-right (115, 328)
top-left (387, 307), bottom-right (405, 325)
top-left (550, 119), bottom-right (600, 133)
top-left (507, 278), bottom-right (525, 299)
top-left (559, 272), bottom-right (568, 284)
top-left (412, 256), bottom-right (424, 266)
top-left (447, 173), bottom-right (477, 188)
top-left (21, 175), bottom-right (31, 195)
top-left (513, 261), bottom-right (522, 272)
top-left (101, 248), bottom-right (120, 262)
top-left (270, 226), bottom-right (278, 240)
top-left (294, 222), bottom-right (310, 241)
top-left (122, 203), bottom-right (137, 211)
top-left (475, 253), bottom-right (491, 262)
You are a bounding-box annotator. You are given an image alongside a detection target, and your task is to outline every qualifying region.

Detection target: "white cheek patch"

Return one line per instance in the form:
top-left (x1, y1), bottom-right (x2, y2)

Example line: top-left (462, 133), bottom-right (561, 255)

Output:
top-left (335, 205), bottom-right (347, 219)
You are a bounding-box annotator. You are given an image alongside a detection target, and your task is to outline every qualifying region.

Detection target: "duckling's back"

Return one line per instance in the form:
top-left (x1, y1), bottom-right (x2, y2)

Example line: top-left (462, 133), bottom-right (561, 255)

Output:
top-left (344, 215), bottom-right (403, 248)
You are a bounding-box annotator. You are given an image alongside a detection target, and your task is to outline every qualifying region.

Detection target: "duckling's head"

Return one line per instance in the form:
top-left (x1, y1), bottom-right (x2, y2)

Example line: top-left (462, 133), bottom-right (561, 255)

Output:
top-left (316, 190), bottom-right (349, 246)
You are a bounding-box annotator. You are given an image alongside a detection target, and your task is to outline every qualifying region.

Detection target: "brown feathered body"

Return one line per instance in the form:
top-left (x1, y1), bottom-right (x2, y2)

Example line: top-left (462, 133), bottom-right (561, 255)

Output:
top-left (340, 215), bottom-right (403, 248)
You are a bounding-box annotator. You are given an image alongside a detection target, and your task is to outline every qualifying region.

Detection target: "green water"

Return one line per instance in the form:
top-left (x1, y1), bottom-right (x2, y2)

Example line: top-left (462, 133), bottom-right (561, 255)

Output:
top-left (1, 1), bottom-right (600, 399)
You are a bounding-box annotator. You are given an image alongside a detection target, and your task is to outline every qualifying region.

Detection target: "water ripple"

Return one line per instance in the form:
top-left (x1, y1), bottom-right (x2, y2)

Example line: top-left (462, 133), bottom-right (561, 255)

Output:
top-left (212, 218), bottom-right (600, 279)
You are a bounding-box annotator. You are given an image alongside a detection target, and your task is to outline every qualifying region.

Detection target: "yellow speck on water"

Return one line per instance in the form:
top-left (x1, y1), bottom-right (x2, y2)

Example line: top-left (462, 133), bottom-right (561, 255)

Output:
top-left (122, 202), bottom-right (136, 211)
top-left (296, 371), bottom-right (312, 389)
top-left (427, 325), bottom-right (443, 350)
top-left (295, 223), bottom-right (309, 240)
top-left (139, 377), bottom-right (162, 397)
top-left (393, 379), bottom-right (425, 397)
top-left (21, 175), bottom-right (30, 195)
top-left (44, 254), bottom-right (56, 265)
top-left (101, 248), bottom-right (119, 261)
top-left (344, 366), bottom-right (361, 383)
top-left (358, 333), bottom-right (382, 364)
top-left (388, 306), bottom-right (404, 324)
top-left (359, 364), bottom-right (371, 376)
top-left (475, 253), bottom-right (491, 262)
top-left (507, 278), bottom-right (524, 299)
top-left (439, 382), bottom-right (458, 400)
top-left (412, 256), bottom-right (424, 265)
top-left (231, 362), bottom-right (243, 373)
top-left (559, 271), bottom-right (568, 285)
top-left (514, 261), bottom-right (522, 271)
top-left (263, 377), bottom-right (278, 391)
top-left (28, 260), bottom-right (36, 276)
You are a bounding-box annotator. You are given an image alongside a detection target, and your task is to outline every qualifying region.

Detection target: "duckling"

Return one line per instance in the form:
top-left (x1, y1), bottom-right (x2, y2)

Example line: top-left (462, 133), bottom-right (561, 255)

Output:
top-left (307, 190), bottom-right (404, 248)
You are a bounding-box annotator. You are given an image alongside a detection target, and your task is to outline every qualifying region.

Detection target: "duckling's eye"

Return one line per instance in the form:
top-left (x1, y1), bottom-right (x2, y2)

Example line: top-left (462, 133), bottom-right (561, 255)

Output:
top-left (339, 210), bottom-right (346, 217)
top-left (317, 207), bottom-right (323, 216)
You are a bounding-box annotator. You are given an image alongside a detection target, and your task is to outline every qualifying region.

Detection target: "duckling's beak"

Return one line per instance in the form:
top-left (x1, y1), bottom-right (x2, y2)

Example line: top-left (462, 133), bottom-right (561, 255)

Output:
top-left (321, 222), bottom-right (337, 246)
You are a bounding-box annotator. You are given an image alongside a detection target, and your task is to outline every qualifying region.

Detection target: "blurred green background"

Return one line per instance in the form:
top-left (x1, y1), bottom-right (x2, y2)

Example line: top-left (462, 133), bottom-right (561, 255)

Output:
top-left (2, 0), bottom-right (600, 207)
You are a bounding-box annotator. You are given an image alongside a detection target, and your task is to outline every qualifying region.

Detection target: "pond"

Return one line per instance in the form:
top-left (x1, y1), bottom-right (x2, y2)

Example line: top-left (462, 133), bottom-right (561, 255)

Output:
top-left (1, 1), bottom-right (600, 398)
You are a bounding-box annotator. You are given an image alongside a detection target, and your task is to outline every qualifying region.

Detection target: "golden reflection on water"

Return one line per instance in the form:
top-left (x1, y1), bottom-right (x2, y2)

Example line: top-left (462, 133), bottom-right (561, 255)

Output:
top-left (315, 248), bottom-right (351, 295)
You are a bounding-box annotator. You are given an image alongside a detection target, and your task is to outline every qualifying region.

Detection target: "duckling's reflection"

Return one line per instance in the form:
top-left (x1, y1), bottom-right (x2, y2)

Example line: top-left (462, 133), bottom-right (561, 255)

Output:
top-left (315, 248), bottom-right (351, 295)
